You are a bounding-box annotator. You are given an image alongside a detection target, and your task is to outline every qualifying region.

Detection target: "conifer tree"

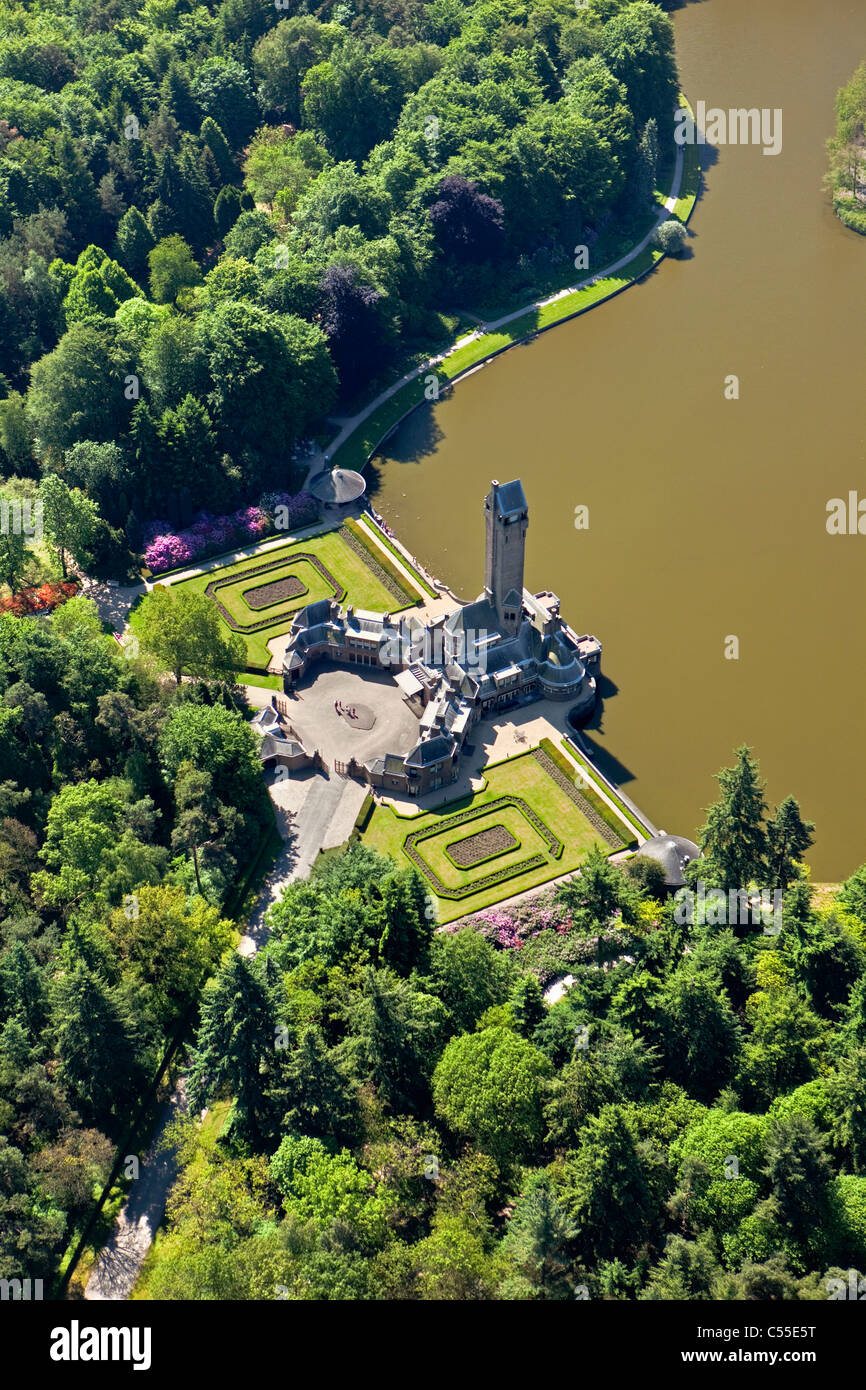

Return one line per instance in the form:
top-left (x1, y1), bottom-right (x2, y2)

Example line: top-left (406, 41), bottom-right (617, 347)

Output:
top-left (188, 954), bottom-right (276, 1142)
top-left (766, 796), bottom-right (815, 890)
top-left (698, 745), bottom-right (768, 890)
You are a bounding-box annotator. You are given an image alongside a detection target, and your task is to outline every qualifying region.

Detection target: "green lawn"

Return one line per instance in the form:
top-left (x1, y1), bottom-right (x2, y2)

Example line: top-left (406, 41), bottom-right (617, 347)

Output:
top-left (171, 527), bottom-right (414, 672)
top-left (418, 802), bottom-right (549, 890)
top-left (361, 749), bottom-right (609, 923)
top-left (672, 112), bottom-right (702, 223)
top-left (213, 555), bottom-right (334, 627)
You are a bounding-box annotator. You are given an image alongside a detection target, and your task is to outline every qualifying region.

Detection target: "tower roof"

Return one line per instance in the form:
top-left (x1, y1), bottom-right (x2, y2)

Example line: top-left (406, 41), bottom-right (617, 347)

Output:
top-left (489, 479), bottom-right (528, 518)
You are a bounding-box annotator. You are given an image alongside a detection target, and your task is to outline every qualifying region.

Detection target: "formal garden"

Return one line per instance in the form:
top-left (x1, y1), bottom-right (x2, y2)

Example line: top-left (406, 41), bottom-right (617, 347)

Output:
top-left (360, 747), bottom-right (628, 922)
top-left (170, 523), bottom-right (424, 674)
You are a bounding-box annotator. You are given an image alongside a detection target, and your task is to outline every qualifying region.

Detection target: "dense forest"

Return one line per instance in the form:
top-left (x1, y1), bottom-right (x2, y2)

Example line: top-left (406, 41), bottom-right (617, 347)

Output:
top-left (0, 590), bottom-right (273, 1286)
top-left (128, 751), bottom-right (866, 1301)
top-left (0, 0), bottom-right (678, 574)
top-left (8, 0), bottom-right (861, 1310)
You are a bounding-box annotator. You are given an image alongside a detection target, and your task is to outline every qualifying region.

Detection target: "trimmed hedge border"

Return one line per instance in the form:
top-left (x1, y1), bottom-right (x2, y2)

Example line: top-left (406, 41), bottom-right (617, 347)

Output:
top-left (532, 745), bottom-right (624, 849)
top-left (444, 823), bottom-right (521, 870)
top-left (204, 553), bottom-right (345, 634)
top-left (403, 795), bottom-right (561, 900)
top-left (341, 520), bottom-right (420, 608)
top-left (357, 515), bottom-right (439, 599)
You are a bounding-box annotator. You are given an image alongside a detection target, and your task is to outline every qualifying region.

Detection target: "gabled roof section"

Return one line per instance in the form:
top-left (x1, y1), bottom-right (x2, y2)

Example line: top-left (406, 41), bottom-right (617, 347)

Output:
top-left (405, 735), bottom-right (454, 768)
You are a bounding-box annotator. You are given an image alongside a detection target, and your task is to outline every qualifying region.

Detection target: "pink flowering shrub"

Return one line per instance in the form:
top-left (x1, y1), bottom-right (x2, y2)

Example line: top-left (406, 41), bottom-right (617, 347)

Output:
top-left (464, 886), bottom-right (633, 986)
top-left (143, 490), bottom-right (319, 573)
top-left (143, 532), bottom-right (194, 571)
top-left (473, 890), bottom-right (575, 948)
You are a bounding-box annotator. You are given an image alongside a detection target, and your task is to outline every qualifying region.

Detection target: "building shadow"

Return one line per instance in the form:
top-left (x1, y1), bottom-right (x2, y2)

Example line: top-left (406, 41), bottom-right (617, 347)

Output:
top-left (575, 728), bottom-right (640, 792)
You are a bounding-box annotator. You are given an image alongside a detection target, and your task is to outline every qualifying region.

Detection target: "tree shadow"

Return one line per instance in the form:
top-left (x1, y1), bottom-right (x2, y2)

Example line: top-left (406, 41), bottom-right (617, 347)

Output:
top-left (365, 400), bottom-right (446, 501)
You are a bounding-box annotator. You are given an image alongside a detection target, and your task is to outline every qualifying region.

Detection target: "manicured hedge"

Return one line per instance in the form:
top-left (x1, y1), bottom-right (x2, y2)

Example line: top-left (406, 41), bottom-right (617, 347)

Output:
top-left (354, 793), bottom-right (375, 833)
top-left (536, 741), bottom-right (630, 849)
top-left (204, 553), bottom-right (345, 633)
top-left (342, 519), bottom-right (420, 608)
top-left (357, 516), bottom-right (439, 598)
top-left (403, 795), bottom-right (561, 900)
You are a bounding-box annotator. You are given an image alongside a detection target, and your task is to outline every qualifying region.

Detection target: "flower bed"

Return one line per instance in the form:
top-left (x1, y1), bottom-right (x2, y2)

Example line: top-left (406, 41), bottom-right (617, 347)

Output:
top-left (445, 824), bottom-right (520, 869)
top-left (242, 574), bottom-right (308, 610)
top-left (0, 580), bottom-right (79, 617)
top-left (403, 795), bottom-right (561, 901)
top-left (143, 491), bottom-right (319, 575)
top-left (204, 553), bottom-right (344, 634)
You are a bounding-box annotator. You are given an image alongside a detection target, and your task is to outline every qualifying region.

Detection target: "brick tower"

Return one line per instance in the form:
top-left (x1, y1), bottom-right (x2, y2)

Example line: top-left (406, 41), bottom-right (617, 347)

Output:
top-left (483, 478), bottom-right (528, 637)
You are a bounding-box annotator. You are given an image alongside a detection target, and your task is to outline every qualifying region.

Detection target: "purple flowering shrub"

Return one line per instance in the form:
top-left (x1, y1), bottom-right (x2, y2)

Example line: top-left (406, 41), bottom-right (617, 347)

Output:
top-left (143, 490), bottom-right (319, 573)
top-left (456, 888), bottom-right (634, 986)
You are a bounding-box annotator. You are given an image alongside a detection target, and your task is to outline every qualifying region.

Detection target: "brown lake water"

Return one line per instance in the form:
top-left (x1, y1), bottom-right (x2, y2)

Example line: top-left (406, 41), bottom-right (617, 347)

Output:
top-left (367, 0), bottom-right (866, 881)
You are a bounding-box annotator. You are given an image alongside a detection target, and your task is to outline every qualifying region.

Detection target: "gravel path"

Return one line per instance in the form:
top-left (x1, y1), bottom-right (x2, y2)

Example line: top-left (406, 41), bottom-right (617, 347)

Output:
top-left (84, 1080), bottom-right (188, 1301)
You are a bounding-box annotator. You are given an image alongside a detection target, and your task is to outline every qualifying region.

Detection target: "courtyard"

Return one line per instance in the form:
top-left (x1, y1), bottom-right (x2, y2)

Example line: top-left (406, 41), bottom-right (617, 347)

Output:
top-left (287, 663), bottom-right (423, 769)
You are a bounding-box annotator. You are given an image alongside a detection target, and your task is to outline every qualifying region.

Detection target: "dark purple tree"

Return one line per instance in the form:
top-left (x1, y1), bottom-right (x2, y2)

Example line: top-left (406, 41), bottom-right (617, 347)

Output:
top-left (428, 174), bottom-right (505, 263)
top-left (318, 263), bottom-right (390, 396)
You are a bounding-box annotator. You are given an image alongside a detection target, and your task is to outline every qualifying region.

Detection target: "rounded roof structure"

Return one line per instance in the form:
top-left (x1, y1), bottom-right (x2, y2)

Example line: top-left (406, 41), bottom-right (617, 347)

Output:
top-left (538, 657), bottom-right (583, 686)
top-left (309, 467), bottom-right (366, 505)
top-left (635, 833), bottom-right (701, 887)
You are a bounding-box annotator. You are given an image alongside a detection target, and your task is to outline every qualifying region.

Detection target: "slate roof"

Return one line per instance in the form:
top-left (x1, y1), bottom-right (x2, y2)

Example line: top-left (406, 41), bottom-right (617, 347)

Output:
top-left (259, 733), bottom-right (305, 762)
top-left (309, 468), bottom-right (366, 504)
top-left (443, 596), bottom-right (500, 636)
top-left (293, 598), bottom-right (334, 629)
top-left (491, 479), bottom-right (528, 517)
top-left (405, 735), bottom-right (454, 768)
